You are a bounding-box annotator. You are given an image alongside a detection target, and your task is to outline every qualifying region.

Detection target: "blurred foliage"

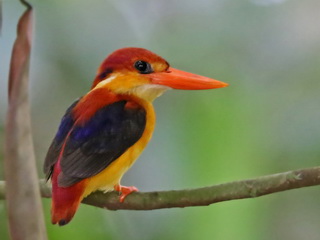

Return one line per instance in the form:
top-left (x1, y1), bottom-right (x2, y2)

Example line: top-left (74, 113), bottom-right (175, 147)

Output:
top-left (1, 0), bottom-right (320, 239)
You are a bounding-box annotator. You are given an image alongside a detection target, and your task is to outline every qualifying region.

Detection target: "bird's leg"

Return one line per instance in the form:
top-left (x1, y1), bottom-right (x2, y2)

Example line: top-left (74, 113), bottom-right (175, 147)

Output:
top-left (114, 184), bottom-right (139, 203)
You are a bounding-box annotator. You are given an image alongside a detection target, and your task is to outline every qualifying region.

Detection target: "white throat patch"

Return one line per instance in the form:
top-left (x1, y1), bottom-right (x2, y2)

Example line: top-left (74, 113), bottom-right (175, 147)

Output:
top-left (131, 84), bottom-right (171, 101)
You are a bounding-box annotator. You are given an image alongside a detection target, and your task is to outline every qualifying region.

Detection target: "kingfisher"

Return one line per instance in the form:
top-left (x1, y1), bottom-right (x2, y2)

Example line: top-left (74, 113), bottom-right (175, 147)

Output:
top-left (44, 47), bottom-right (228, 226)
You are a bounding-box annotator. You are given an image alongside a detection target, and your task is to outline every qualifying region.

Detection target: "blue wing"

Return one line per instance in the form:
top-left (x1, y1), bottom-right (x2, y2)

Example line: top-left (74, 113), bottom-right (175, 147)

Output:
top-left (43, 99), bottom-right (80, 180)
top-left (44, 100), bottom-right (146, 187)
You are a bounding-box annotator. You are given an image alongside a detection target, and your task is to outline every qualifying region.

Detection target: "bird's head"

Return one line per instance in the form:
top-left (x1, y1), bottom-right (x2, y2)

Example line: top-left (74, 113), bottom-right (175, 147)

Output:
top-left (92, 47), bottom-right (228, 101)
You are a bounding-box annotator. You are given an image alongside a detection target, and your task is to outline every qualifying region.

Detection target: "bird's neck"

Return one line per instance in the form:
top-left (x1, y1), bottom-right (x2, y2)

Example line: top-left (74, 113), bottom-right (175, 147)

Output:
top-left (74, 88), bottom-right (156, 128)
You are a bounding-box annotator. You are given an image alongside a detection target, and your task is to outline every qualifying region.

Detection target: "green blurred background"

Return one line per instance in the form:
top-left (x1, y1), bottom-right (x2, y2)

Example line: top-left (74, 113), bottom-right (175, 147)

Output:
top-left (1, 0), bottom-right (320, 239)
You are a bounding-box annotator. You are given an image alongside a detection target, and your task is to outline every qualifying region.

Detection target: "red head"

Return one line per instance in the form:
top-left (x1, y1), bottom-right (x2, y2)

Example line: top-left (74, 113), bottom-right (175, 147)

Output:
top-left (92, 47), bottom-right (228, 101)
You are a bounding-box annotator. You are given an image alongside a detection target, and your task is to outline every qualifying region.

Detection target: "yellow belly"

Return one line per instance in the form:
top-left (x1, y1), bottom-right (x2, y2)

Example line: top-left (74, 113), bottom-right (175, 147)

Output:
top-left (82, 101), bottom-right (155, 197)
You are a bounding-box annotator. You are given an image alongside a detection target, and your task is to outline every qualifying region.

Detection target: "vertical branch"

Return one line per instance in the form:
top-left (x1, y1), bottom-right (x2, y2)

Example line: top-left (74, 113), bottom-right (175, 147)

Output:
top-left (4, 3), bottom-right (48, 240)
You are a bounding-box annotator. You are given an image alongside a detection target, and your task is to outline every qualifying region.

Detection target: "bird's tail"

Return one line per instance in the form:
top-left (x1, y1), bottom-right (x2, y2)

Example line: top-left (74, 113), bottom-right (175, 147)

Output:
top-left (51, 166), bottom-right (86, 226)
top-left (51, 184), bottom-right (84, 226)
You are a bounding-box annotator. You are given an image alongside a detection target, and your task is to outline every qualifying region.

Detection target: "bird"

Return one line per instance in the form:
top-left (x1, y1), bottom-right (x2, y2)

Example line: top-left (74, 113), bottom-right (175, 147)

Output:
top-left (43, 47), bottom-right (228, 226)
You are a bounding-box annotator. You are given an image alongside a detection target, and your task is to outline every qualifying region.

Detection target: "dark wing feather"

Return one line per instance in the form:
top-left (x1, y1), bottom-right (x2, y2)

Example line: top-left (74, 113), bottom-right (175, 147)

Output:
top-left (59, 100), bottom-right (146, 187)
top-left (43, 99), bottom-right (80, 180)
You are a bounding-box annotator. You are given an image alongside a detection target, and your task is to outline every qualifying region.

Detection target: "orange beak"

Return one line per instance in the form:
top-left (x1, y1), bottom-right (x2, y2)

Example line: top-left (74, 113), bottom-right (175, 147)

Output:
top-left (150, 67), bottom-right (228, 90)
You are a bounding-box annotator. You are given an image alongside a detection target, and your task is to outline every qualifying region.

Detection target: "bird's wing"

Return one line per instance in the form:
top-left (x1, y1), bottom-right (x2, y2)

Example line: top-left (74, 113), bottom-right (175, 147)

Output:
top-left (44, 99), bottom-right (146, 187)
top-left (43, 99), bottom-right (80, 180)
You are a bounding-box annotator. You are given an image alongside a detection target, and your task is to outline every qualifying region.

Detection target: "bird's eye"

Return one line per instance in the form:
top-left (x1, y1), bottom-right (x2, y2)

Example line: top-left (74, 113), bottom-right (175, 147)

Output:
top-left (134, 60), bottom-right (153, 74)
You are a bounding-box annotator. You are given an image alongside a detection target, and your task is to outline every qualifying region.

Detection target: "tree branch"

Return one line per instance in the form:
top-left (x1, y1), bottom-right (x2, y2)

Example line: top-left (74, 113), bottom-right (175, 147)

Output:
top-left (1, 167), bottom-right (320, 210)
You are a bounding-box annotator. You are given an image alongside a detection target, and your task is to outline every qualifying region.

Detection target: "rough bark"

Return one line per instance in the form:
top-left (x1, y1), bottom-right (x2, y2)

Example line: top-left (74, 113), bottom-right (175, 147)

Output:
top-left (1, 167), bottom-right (319, 211)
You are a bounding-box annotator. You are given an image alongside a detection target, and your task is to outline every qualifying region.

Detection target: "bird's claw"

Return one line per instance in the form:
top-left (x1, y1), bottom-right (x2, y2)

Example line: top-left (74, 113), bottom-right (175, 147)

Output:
top-left (114, 184), bottom-right (138, 203)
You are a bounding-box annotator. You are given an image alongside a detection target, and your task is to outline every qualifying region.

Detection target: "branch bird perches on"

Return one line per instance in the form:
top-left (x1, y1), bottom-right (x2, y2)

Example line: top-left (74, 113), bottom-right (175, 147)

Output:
top-left (1, 166), bottom-right (320, 210)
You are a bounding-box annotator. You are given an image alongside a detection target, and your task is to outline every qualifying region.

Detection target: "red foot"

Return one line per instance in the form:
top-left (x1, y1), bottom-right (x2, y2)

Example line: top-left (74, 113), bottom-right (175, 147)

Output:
top-left (114, 184), bottom-right (139, 203)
